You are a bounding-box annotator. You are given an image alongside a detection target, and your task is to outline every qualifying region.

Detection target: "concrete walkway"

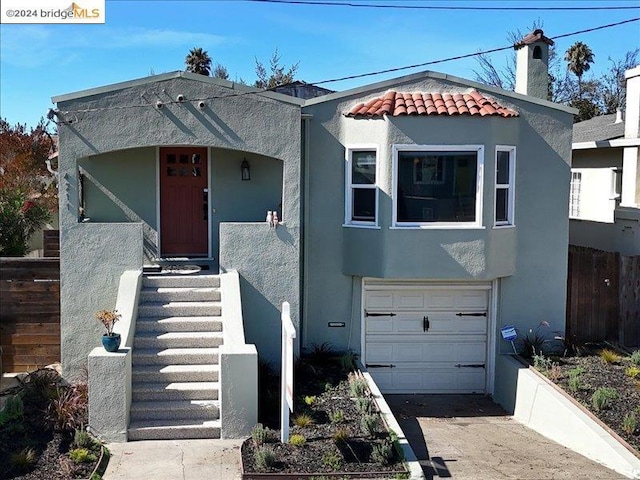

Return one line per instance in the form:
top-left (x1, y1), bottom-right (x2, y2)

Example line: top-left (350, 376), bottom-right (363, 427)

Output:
top-left (386, 394), bottom-right (625, 480)
top-left (103, 439), bottom-right (243, 480)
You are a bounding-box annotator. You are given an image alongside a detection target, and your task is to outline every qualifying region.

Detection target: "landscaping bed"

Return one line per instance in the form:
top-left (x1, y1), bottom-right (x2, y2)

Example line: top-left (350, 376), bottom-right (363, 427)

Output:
top-left (531, 346), bottom-right (640, 453)
top-left (241, 351), bottom-right (408, 479)
top-left (0, 368), bottom-right (105, 480)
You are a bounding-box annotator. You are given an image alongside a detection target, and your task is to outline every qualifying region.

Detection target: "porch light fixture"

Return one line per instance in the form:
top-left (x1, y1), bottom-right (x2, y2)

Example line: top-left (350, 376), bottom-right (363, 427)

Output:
top-left (241, 159), bottom-right (251, 181)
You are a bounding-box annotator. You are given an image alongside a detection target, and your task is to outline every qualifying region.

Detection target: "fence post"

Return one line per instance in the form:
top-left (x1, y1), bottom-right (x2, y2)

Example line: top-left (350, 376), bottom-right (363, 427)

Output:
top-left (280, 302), bottom-right (296, 443)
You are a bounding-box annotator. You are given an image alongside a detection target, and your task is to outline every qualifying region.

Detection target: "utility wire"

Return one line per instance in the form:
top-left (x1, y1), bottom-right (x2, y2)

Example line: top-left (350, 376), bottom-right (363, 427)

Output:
top-left (246, 0), bottom-right (640, 11)
top-left (312, 16), bottom-right (640, 85)
top-left (55, 16), bottom-right (640, 117)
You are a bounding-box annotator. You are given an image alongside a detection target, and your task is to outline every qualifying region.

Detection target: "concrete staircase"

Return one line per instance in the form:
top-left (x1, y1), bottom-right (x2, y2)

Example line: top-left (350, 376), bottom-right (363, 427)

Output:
top-left (128, 274), bottom-right (223, 440)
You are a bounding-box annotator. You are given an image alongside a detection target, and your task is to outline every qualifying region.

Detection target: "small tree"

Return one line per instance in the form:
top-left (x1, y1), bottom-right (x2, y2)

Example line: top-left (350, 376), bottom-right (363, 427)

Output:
top-left (254, 48), bottom-right (299, 89)
top-left (185, 47), bottom-right (212, 76)
top-left (0, 189), bottom-right (51, 256)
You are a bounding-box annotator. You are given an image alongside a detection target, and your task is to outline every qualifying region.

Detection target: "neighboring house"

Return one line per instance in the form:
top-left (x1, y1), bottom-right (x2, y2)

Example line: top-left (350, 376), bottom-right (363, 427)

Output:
top-left (569, 66), bottom-right (640, 255)
top-left (52, 30), bottom-right (575, 440)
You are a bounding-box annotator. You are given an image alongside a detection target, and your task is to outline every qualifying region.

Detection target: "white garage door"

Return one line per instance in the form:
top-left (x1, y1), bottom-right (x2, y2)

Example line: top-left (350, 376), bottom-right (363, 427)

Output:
top-left (364, 281), bottom-right (490, 394)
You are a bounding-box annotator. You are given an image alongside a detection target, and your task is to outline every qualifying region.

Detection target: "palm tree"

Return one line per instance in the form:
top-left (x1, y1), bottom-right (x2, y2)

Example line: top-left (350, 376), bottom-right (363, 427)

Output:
top-left (564, 42), bottom-right (595, 95)
top-left (185, 47), bottom-right (212, 76)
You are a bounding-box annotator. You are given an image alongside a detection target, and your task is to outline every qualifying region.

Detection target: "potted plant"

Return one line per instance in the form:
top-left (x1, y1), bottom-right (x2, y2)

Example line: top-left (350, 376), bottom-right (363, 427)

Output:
top-left (96, 309), bottom-right (121, 352)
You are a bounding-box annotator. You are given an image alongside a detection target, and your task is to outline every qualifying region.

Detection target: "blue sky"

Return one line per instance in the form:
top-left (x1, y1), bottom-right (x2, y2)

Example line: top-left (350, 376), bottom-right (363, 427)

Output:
top-left (1, 0), bottom-right (639, 128)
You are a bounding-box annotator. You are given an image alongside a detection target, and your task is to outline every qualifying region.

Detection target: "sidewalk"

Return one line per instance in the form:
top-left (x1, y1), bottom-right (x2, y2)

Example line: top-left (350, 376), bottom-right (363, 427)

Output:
top-left (103, 439), bottom-right (243, 480)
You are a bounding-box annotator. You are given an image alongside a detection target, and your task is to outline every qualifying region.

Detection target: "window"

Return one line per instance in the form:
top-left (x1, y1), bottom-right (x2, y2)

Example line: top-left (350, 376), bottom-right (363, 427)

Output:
top-left (495, 146), bottom-right (516, 226)
top-left (393, 145), bottom-right (484, 227)
top-left (345, 148), bottom-right (378, 226)
top-left (569, 171), bottom-right (582, 218)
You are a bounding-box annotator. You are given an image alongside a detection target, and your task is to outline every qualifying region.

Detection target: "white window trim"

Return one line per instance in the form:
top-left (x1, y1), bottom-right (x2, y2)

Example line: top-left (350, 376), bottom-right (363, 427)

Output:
top-left (494, 145), bottom-right (516, 228)
top-left (345, 145), bottom-right (379, 228)
top-left (392, 144), bottom-right (485, 228)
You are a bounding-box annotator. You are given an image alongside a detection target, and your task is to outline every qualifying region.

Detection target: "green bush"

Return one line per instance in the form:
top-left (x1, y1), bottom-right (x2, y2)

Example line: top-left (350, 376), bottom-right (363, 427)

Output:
top-left (348, 376), bottom-right (368, 398)
top-left (0, 188), bottom-right (51, 256)
top-left (251, 423), bottom-right (273, 447)
top-left (289, 434), bottom-right (306, 446)
top-left (254, 445), bottom-right (276, 470)
top-left (293, 413), bottom-right (314, 427)
top-left (322, 451), bottom-right (342, 471)
top-left (74, 428), bottom-right (93, 449)
top-left (591, 387), bottom-right (618, 411)
top-left (631, 350), bottom-right (640, 366)
top-left (360, 414), bottom-right (379, 437)
top-left (370, 439), bottom-right (395, 465)
top-left (622, 412), bottom-right (637, 435)
top-left (69, 448), bottom-right (97, 464)
top-left (0, 395), bottom-right (24, 426)
top-left (332, 427), bottom-right (349, 444)
top-left (355, 396), bottom-right (373, 414)
top-left (329, 409), bottom-right (345, 423)
top-left (10, 447), bottom-right (36, 472)
top-left (303, 395), bottom-right (316, 406)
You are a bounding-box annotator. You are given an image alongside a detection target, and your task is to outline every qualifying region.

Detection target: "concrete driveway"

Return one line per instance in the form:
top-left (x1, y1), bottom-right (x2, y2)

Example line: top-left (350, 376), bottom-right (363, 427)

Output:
top-left (386, 394), bottom-right (624, 480)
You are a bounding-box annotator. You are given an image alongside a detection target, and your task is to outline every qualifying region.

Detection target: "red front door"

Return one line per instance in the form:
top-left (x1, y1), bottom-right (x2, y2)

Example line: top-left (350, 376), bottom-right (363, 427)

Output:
top-left (159, 147), bottom-right (208, 256)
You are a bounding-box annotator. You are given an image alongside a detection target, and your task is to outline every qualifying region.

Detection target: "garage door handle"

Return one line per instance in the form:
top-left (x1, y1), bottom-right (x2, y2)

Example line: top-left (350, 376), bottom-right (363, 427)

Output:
top-left (365, 311), bottom-right (396, 317)
top-left (423, 316), bottom-right (430, 332)
top-left (455, 364), bottom-right (486, 368)
top-left (366, 364), bottom-right (396, 368)
top-left (456, 312), bottom-right (487, 317)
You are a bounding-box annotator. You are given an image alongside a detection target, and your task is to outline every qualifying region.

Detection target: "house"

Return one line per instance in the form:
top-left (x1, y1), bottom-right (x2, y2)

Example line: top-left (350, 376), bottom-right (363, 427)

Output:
top-left (569, 66), bottom-right (640, 255)
top-left (52, 29), bottom-right (575, 441)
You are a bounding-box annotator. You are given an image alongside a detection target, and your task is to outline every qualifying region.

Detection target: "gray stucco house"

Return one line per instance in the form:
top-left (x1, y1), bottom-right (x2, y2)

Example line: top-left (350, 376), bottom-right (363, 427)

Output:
top-left (52, 30), bottom-right (575, 441)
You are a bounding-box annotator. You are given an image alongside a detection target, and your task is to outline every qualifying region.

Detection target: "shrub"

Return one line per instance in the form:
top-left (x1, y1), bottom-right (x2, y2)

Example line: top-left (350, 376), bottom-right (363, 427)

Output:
top-left (45, 382), bottom-right (88, 432)
top-left (69, 447), bottom-right (97, 464)
top-left (329, 409), bottom-right (345, 423)
top-left (518, 321), bottom-right (555, 357)
top-left (0, 188), bottom-right (52, 256)
top-left (289, 434), bottom-right (306, 446)
top-left (348, 375), bottom-right (368, 398)
top-left (591, 387), bottom-right (618, 411)
top-left (360, 414), bottom-right (379, 437)
top-left (332, 427), bottom-right (350, 444)
top-left (322, 451), bottom-right (342, 471)
top-left (0, 394), bottom-right (24, 426)
top-left (293, 413), bottom-right (314, 427)
top-left (74, 428), bottom-right (93, 449)
top-left (339, 351), bottom-right (357, 372)
top-left (355, 396), bottom-right (373, 414)
top-left (625, 366), bottom-right (640, 379)
top-left (622, 412), bottom-right (637, 435)
top-left (599, 349), bottom-right (621, 365)
top-left (568, 375), bottom-right (582, 392)
top-left (533, 354), bottom-right (553, 371)
top-left (303, 395), bottom-right (316, 406)
top-left (567, 367), bottom-right (585, 379)
top-left (254, 445), bottom-right (277, 470)
top-left (18, 367), bottom-right (62, 407)
top-left (547, 363), bottom-right (562, 382)
top-left (370, 439), bottom-right (395, 465)
top-left (10, 447), bottom-right (36, 472)
top-left (631, 350), bottom-right (640, 366)
top-left (251, 423), bottom-right (273, 447)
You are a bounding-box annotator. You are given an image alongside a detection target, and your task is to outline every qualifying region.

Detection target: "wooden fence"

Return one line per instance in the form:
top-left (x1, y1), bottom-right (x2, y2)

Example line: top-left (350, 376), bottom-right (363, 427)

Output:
top-left (0, 258), bottom-right (60, 373)
top-left (567, 246), bottom-right (640, 346)
top-left (43, 230), bottom-right (60, 258)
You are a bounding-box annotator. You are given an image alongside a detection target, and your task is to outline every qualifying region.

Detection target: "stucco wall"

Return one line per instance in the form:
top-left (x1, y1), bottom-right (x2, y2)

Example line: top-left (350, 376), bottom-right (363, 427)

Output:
top-left (55, 73), bottom-right (302, 374)
top-left (302, 72), bottom-right (573, 360)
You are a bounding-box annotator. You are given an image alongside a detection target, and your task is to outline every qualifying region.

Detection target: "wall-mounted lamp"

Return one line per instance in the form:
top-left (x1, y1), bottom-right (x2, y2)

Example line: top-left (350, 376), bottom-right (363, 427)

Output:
top-left (241, 159), bottom-right (251, 181)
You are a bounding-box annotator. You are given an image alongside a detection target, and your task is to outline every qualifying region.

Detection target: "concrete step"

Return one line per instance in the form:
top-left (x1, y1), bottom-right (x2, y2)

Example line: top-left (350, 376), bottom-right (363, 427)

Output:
top-left (133, 332), bottom-right (224, 349)
top-left (129, 400), bottom-right (220, 421)
top-left (132, 348), bottom-right (219, 366)
top-left (135, 317), bottom-right (223, 333)
top-left (132, 382), bottom-right (219, 401)
top-left (128, 419), bottom-right (221, 441)
top-left (142, 275), bottom-right (220, 289)
top-left (138, 302), bottom-right (222, 318)
top-left (140, 287), bottom-right (221, 303)
top-left (132, 364), bottom-right (219, 383)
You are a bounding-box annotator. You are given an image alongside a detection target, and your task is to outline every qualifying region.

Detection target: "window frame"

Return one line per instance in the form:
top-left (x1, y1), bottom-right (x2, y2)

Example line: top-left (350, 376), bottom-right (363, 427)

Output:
top-left (344, 146), bottom-right (379, 228)
top-left (392, 144), bottom-right (485, 229)
top-left (569, 170), bottom-right (582, 218)
top-left (494, 146), bottom-right (516, 227)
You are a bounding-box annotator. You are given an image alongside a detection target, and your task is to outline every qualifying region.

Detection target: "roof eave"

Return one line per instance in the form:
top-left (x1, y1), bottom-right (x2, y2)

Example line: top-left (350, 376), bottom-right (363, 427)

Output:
top-left (51, 70), bottom-right (304, 106)
top-left (302, 70), bottom-right (578, 115)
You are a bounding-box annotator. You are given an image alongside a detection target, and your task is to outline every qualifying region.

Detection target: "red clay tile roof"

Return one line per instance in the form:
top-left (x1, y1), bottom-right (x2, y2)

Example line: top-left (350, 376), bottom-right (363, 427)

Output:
top-left (346, 90), bottom-right (519, 118)
top-left (514, 29), bottom-right (554, 48)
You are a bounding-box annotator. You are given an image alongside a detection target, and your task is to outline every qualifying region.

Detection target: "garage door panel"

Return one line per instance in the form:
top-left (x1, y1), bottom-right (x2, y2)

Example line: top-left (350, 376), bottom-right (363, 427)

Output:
top-left (364, 282), bottom-right (489, 394)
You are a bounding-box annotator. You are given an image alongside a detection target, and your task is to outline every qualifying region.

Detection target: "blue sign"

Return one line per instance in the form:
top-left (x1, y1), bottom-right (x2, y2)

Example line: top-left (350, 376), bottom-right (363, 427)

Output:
top-left (501, 325), bottom-right (518, 342)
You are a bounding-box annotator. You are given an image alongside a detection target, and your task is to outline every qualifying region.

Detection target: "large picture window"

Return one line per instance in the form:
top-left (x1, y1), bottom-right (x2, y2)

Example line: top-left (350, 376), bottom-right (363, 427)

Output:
top-left (393, 145), bottom-right (483, 227)
top-left (345, 148), bottom-right (378, 226)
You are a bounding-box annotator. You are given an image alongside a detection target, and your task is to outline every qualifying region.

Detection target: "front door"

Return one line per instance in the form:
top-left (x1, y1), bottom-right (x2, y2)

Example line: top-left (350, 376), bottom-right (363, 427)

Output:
top-left (159, 147), bottom-right (208, 256)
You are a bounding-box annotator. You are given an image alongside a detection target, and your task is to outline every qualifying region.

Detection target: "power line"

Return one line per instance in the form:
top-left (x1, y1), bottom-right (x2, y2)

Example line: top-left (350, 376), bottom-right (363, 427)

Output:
top-left (312, 17), bottom-right (640, 84)
top-left (56, 16), bottom-right (640, 117)
top-left (246, 0), bottom-right (640, 11)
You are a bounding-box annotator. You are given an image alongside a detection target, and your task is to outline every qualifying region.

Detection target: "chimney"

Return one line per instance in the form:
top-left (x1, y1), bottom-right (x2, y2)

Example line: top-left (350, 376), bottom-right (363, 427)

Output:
top-left (514, 29), bottom-right (554, 100)
top-left (624, 66), bottom-right (640, 139)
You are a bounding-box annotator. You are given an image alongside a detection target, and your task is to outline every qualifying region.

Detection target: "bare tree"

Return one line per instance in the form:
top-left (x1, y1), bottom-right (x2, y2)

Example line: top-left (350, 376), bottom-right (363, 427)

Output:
top-left (601, 48), bottom-right (639, 114)
top-left (254, 48), bottom-right (300, 89)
